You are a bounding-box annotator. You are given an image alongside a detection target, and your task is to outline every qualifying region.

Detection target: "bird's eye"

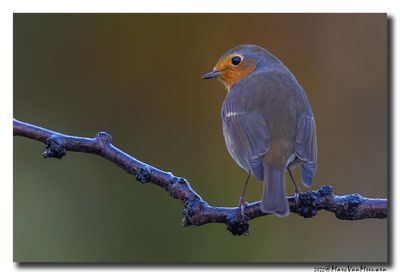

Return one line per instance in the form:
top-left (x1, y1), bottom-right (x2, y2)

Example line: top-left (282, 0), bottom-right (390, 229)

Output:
top-left (231, 56), bottom-right (242, 66)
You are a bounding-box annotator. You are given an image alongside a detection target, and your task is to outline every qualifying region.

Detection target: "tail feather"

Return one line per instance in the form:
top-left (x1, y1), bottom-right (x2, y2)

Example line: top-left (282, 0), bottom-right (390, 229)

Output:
top-left (261, 165), bottom-right (289, 217)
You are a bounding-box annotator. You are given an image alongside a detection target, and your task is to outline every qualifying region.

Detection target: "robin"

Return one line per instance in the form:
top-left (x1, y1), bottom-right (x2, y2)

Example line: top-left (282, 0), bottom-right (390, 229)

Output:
top-left (202, 44), bottom-right (317, 217)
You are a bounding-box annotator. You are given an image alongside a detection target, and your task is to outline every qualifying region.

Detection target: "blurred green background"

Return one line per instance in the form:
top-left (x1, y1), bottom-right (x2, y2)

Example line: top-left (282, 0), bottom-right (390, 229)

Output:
top-left (13, 14), bottom-right (387, 263)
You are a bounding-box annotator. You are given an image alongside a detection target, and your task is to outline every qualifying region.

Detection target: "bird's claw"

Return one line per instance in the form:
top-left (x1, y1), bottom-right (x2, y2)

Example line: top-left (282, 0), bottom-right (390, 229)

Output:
top-left (240, 204), bottom-right (247, 220)
top-left (237, 197), bottom-right (249, 220)
top-left (294, 185), bottom-right (302, 196)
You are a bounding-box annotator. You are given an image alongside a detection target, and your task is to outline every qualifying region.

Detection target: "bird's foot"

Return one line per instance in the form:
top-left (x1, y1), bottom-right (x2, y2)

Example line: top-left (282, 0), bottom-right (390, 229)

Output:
top-left (294, 185), bottom-right (302, 196)
top-left (294, 191), bottom-right (301, 199)
top-left (237, 197), bottom-right (249, 220)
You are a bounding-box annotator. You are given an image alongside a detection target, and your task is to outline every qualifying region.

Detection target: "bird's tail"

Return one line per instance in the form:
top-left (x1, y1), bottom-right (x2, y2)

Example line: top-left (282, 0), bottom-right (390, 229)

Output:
top-left (261, 164), bottom-right (289, 217)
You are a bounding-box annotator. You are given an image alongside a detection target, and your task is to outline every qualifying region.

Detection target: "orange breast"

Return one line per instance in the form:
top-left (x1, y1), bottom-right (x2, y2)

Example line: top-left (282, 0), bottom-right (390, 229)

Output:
top-left (214, 54), bottom-right (257, 91)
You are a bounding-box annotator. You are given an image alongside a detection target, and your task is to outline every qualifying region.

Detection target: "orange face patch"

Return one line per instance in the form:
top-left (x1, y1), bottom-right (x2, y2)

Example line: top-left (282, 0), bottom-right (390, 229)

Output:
top-left (214, 53), bottom-right (257, 90)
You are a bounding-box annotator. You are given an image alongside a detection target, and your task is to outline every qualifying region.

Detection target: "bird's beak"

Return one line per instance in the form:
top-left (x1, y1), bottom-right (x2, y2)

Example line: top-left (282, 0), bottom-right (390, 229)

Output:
top-left (202, 70), bottom-right (222, 80)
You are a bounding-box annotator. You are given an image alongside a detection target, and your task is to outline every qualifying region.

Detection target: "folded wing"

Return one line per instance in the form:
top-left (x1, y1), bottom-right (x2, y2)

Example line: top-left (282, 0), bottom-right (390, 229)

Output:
top-left (222, 108), bottom-right (271, 181)
top-left (295, 111), bottom-right (317, 186)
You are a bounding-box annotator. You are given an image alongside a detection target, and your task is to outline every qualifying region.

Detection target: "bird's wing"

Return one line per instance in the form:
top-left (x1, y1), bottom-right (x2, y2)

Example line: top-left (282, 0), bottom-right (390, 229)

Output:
top-left (294, 110), bottom-right (317, 186)
top-left (222, 106), bottom-right (271, 181)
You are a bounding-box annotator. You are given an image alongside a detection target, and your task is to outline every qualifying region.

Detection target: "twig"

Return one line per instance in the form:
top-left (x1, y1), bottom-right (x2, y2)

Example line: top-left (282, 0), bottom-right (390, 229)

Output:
top-left (13, 118), bottom-right (387, 236)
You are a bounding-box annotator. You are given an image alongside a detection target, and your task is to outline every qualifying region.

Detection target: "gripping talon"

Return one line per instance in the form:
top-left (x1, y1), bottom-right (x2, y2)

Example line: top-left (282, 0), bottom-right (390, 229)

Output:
top-left (238, 198), bottom-right (248, 220)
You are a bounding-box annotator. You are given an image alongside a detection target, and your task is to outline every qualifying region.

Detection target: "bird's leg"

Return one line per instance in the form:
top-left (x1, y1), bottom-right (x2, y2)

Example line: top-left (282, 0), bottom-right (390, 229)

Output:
top-left (287, 166), bottom-right (301, 194)
top-left (237, 171), bottom-right (251, 219)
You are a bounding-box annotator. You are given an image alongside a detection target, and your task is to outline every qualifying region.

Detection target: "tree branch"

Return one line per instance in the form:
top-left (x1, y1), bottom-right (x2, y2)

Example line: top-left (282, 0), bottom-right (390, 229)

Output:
top-left (13, 118), bottom-right (387, 236)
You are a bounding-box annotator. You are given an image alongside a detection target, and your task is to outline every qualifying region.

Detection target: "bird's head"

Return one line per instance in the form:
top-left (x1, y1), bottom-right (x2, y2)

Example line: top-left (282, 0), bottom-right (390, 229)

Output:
top-left (202, 44), bottom-right (271, 90)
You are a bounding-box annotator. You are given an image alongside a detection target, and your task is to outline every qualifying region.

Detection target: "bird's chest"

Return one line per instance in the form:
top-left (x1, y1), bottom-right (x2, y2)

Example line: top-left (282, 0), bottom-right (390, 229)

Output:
top-left (221, 88), bottom-right (255, 118)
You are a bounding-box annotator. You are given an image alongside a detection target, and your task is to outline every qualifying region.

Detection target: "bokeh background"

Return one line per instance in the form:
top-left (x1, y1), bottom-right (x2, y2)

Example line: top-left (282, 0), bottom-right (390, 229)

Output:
top-left (14, 14), bottom-right (387, 263)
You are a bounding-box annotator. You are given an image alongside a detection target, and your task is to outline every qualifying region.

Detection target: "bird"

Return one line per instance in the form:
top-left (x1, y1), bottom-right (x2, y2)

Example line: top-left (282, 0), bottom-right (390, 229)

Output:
top-left (202, 44), bottom-right (317, 217)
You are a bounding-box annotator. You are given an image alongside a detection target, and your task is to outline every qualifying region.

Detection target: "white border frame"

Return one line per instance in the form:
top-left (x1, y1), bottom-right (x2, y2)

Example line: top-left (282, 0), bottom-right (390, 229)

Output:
top-left (1, 0), bottom-right (397, 274)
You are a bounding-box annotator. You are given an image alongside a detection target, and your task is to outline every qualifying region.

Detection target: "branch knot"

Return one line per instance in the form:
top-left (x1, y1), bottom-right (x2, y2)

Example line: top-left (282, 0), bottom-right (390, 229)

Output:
top-left (135, 166), bottom-right (151, 183)
top-left (95, 131), bottom-right (112, 144)
top-left (226, 214), bottom-right (250, 236)
top-left (169, 176), bottom-right (188, 186)
top-left (42, 136), bottom-right (66, 159)
top-left (297, 191), bottom-right (320, 218)
top-left (317, 185), bottom-right (333, 197)
top-left (335, 193), bottom-right (364, 220)
top-left (181, 197), bottom-right (209, 227)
